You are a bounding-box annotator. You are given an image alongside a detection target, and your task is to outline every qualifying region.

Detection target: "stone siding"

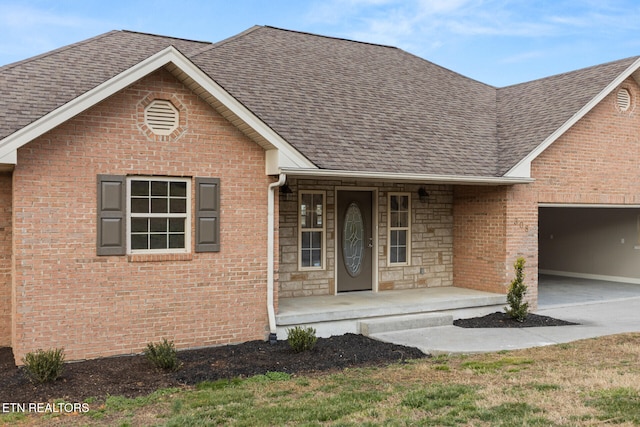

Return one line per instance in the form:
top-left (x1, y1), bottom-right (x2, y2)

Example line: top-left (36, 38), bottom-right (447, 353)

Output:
top-left (279, 179), bottom-right (453, 297)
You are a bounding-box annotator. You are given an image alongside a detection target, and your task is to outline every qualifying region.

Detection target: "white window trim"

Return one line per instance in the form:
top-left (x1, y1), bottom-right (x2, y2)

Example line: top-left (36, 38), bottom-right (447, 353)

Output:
top-left (126, 176), bottom-right (191, 255)
top-left (298, 190), bottom-right (326, 271)
top-left (388, 192), bottom-right (411, 266)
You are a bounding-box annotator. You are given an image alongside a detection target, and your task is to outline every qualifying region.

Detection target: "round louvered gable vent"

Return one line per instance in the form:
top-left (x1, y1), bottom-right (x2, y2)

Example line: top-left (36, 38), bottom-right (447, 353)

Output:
top-left (144, 100), bottom-right (179, 135)
top-left (617, 88), bottom-right (631, 112)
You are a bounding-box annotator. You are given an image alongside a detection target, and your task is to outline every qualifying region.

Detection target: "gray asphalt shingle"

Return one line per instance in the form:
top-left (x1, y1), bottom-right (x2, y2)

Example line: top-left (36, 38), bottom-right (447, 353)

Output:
top-left (1, 26), bottom-right (637, 177)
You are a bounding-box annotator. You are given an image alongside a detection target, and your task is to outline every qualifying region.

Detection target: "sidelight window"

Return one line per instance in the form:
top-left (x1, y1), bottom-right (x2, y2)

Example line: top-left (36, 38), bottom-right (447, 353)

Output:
top-left (299, 191), bottom-right (325, 269)
top-left (388, 193), bottom-right (410, 265)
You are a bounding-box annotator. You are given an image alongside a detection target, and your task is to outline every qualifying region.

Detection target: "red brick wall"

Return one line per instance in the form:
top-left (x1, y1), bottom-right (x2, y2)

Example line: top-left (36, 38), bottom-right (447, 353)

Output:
top-left (453, 186), bottom-right (508, 293)
top-left (454, 78), bottom-right (640, 309)
top-left (0, 172), bottom-right (11, 347)
top-left (11, 69), bottom-right (271, 362)
top-left (531, 78), bottom-right (640, 205)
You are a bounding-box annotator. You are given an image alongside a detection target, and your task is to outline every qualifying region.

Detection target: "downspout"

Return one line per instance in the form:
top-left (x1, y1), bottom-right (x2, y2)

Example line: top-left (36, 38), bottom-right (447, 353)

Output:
top-left (267, 173), bottom-right (286, 344)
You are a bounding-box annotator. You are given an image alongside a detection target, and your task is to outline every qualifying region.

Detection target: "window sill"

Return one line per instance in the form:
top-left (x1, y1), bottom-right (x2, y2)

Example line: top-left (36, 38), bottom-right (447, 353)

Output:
top-left (299, 266), bottom-right (325, 272)
top-left (128, 253), bottom-right (193, 263)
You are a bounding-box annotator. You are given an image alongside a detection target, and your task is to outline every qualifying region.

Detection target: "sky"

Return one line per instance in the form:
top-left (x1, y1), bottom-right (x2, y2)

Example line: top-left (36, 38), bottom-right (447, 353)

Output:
top-left (1, 0), bottom-right (640, 87)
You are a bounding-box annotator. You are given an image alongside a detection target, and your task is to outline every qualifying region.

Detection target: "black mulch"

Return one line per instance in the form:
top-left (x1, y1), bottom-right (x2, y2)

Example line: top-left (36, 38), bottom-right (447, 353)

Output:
top-left (0, 334), bottom-right (427, 404)
top-left (454, 312), bottom-right (579, 328)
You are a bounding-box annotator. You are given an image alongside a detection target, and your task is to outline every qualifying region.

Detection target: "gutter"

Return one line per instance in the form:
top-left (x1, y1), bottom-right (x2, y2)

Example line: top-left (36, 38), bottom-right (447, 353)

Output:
top-left (267, 173), bottom-right (286, 344)
top-left (279, 168), bottom-right (533, 185)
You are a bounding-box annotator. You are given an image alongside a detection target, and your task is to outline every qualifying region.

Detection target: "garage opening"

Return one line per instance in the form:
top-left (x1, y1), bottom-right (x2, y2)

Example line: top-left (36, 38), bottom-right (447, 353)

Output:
top-left (538, 205), bottom-right (640, 307)
top-left (539, 206), bottom-right (640, 282)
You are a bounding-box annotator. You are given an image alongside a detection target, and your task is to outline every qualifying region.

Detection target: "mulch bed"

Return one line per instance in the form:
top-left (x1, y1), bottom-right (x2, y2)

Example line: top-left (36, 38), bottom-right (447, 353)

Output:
top-left (0, 313), bottom-right (579, 405)
top-left (0, 334), bottom-right (427, 404)
top-left (454, 312), bottom-right (579, 328)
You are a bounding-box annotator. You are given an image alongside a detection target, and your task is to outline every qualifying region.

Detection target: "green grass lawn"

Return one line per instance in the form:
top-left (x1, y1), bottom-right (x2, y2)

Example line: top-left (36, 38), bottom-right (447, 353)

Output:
top-left (5, 333), bottom-right (640, 426)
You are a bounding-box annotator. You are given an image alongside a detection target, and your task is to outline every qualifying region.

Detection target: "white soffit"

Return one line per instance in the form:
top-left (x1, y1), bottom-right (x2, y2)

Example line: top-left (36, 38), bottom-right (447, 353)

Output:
top-left (0, 46), bottom-right (315, 171)
top-left (504, 56), bottom-right (640, 179)
top-left (281, 167), bottom-right (533, 185)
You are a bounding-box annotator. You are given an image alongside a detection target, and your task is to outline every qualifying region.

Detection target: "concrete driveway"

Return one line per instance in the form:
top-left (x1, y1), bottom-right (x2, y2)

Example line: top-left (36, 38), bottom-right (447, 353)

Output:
top-left (370, 275), bottom-right (640, 354)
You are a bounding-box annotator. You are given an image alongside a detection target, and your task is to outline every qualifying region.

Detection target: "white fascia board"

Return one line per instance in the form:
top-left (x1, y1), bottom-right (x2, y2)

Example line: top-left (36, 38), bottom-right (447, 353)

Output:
top-left (0, 48), bottom-right (180, 160)
top-left (0, 150), bottom-right (17, 165)
top-left (0, 46), bottom-right (316, 170)
top-left (504, 56), bottom-right (640, 178)
top-left (280, 167), bottom-right (533, 185)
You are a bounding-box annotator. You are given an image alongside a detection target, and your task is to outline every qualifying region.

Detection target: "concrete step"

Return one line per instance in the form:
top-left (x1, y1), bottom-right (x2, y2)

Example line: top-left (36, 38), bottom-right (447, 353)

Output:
top-left (359, 312), bottom-right (453, 336)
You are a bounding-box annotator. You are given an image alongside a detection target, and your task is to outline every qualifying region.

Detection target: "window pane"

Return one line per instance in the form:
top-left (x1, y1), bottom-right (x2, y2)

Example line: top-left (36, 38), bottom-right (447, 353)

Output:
top-left (311, 249), bottom-right (321, 267)
top-left (390, 230), bottom-right (407, 264)
top-left (300, 194), bottom-right (312, 229)
top-left (150, 218), bottom-right (167, 232)
top-left (151, 198), bottom-right (168, 213)
top-left (169, 218), bottom-right (184, 232)
top-left (131, 198), bottom-right (149, 213)
top-left (390, 247), bottom-right (398, 263)
top-left (301, 250), bottom-right (311, 267)
top-left (131, 218), bottom-right (148, 233)
top-left (169, 234), bottom-right (185, 249)
top-left (391, 246), bottom-right (406, 263)
top-left (170, 198), bottom-right (186, 213)
top-left (397, 229), bottom-right (407, 246)
top-left (170, 182), bottom-right (187, 197)
top-left (390, 212), bottom-right (399, 228)
top-left (151, 181), bottom-right (168, 196)
top-left (311, 231), bottom-right (321, 248)
top-left (312, 194), bottom-right (323, 226)
top-left (398, 212), bottom-right (408, 228)
top-left (128, 178), bottom-right (189, 253)
top-left (131, 234), bottom-right (148, 250)
top-left (150, 234), bottom-right (167, 249)
top-left (131, 181), bottom-right (149, 196)
top-left (398, 195), bottom-right (409, 210)
top-left (302, 231), bottom-right (310, 248)
top-left (390, 196), bottom-right (398, 211)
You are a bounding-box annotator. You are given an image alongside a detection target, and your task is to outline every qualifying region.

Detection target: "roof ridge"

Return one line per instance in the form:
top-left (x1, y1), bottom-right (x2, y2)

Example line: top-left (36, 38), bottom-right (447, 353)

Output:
top-left (120, 29), bottom-right (212, 46)
top-left (499, 55), bottom-right (640, 89)
top-left (191, 25), bottom-right (263, 57)
top-left (0, 30), bottom-right (120, 71)
top-left (262, 25), bottom-right (399, 50)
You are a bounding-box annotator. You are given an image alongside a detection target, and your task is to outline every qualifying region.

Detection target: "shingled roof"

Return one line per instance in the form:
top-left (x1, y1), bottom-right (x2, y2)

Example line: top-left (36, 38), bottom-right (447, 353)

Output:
top-left (0, 30), bottom-right (210, 142)
top-left (1, 26), bottom-right (638, 178)
top-left (496, 56), bottom-right (639, 175)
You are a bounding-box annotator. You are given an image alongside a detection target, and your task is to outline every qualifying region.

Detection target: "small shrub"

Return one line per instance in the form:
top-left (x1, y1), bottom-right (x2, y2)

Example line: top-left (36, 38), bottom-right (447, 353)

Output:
top-left (287, 326), bottom-right (318, 353)
top-left (145, 338), bottom-right (181, 371)
top-left (506, 257), bottom-right (529, 322)
top-left (22, 348), bottom-right (65, 383)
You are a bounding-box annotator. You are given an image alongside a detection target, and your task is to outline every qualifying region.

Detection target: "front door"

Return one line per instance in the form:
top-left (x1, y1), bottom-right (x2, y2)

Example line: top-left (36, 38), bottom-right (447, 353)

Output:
top-left (337, 190), bottom-right (374, 292)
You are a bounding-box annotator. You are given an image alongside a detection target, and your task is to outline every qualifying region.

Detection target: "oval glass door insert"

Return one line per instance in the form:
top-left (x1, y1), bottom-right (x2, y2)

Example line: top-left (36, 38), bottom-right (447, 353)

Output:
top-left (343, 202), bottom-right (365, 277)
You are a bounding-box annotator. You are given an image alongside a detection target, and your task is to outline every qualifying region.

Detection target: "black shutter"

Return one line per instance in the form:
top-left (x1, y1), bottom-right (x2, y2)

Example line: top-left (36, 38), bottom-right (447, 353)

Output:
top-left (195, 177), bottom-right (220, 252)
top-left (97, 174), bottom-right (126, 256)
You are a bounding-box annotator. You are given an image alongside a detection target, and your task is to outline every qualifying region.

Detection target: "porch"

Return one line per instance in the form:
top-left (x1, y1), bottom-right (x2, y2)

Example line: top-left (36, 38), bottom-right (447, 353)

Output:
top-left (275, 286), bottom-right (506, 339)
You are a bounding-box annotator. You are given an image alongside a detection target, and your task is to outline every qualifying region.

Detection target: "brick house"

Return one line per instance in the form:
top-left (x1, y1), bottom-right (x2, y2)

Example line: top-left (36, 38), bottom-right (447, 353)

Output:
top-left (1, 27), bottom-right (639, 363)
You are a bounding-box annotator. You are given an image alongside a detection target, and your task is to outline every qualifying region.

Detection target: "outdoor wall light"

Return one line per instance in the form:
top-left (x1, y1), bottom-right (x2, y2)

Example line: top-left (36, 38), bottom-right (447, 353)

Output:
top-left (418, 187), bottom-right (429, 203)
top-left (280, 183), bottom-right (294, 201)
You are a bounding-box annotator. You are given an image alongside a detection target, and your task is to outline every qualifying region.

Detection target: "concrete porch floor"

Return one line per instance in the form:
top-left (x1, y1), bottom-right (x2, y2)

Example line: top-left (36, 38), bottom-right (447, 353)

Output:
top-left (275, 286), bottom-right (506, 339)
